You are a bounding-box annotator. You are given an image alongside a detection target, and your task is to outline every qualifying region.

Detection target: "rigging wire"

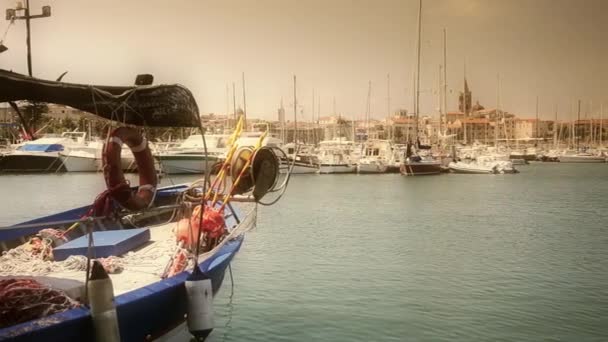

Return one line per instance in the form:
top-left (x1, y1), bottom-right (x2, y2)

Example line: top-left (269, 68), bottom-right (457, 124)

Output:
top-left (0, 17), bottom-right (15, 45)
top-left (193, 114), bottom-right (210, 266)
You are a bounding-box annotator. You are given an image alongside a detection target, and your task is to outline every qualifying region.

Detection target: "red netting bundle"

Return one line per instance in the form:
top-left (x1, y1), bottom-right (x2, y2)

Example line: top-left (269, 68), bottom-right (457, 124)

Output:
top-left (0, 278), bottom-right (80, 328)
top-left (191, 205), bottom-right (226, 239)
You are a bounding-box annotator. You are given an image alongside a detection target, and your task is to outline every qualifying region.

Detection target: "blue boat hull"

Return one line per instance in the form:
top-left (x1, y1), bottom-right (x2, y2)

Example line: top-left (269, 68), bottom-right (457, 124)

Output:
top-left (0, 185), bottom-right (246, 341)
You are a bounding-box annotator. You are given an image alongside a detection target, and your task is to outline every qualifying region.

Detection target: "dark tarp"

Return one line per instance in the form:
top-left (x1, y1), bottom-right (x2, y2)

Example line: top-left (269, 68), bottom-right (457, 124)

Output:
top-left (0, 69), bottom-right (200, 127)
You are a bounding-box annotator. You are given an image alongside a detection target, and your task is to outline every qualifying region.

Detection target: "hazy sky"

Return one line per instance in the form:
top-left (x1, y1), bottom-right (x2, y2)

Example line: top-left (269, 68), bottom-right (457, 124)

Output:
top-left (1, 0), bottom-right (607, 120)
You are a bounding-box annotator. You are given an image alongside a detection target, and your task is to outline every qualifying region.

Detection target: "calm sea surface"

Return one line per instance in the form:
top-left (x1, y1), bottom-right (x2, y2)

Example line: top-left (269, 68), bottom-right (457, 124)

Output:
top-left (1, 163), bottom-right (607, 341)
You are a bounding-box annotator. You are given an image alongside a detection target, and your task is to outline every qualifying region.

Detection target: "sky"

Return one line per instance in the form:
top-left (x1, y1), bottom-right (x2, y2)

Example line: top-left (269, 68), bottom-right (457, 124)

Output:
top-left (1, 0), bottom-right (607, 121)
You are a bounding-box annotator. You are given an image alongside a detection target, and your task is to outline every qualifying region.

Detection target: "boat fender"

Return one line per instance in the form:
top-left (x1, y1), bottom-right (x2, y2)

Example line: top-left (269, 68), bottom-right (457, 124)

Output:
top-left (88, 260), bottom-right (121, 342)
top-left (185, 268), bottom-right (214, 341)
top-left (103, 127), bottom-right (158, 211)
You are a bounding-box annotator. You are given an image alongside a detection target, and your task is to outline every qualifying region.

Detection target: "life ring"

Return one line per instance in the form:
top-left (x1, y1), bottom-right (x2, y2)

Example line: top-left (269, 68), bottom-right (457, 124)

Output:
top-left (102, 127), bottom-right (157, 211)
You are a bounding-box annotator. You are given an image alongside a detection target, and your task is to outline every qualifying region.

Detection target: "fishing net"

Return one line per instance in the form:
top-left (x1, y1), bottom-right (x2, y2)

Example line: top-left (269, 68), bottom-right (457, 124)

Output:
top-left (0, 278), bottom-right (80, 328)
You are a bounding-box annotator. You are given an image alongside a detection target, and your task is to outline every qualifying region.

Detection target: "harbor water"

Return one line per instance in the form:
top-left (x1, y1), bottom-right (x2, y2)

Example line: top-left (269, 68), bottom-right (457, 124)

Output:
top-left (1, 163), bottom-right (607, 341)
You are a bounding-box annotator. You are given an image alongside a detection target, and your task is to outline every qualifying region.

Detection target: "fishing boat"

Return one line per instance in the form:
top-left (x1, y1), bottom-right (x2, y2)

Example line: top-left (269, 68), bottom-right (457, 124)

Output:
top-left (0, 69), bottom-right (292, 341)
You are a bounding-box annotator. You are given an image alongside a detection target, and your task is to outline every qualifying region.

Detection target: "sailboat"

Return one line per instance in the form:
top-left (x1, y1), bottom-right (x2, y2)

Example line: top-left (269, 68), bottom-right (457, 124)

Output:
top-left (400, 0), bottom-right (442, 176)
top-left (558, 100), bottom-right (605, 163)
top-left (0, 69), bottom-right (292, 340)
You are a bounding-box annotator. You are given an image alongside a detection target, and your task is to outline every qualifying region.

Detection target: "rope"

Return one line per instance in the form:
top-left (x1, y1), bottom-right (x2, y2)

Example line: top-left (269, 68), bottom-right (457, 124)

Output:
top-left (0, 17), bottom-right (15, 44)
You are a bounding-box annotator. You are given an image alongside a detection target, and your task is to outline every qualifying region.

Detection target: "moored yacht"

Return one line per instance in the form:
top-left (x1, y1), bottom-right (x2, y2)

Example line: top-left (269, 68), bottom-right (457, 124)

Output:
top-left (0, 132), bottom-right (89, 173)
top-left (155, 133), bottom-right (229, 174)
top-left (400, 142), bottom-right (442, 176)
top-left (357, 139), bottom-right (393, 174)
top-left (317, 137), bottom-right (357, 174)
top-left (557, 150), bottom-right (606, 163)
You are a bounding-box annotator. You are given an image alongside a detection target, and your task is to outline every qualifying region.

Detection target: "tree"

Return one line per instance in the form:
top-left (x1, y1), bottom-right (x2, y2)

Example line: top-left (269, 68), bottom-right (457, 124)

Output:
top-left (19, 101), bottom-right (49, 134)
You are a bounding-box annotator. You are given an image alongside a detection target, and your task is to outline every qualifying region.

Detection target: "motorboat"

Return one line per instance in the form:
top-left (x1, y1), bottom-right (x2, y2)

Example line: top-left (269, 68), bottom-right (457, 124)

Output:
top-left (449, 155), bottom-right (517, 174)
top-left (155, 134), bottom-right (229, 174)
top-left (558, 150), bottom-right (606, 163)
top-left (317, 137), bottom-right (357, 174)
top-left (357, 140), bottom-right (393, 174)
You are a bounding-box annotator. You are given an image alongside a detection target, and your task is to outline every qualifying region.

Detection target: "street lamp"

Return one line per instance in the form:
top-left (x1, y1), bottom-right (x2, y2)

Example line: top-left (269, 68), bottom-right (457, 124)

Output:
top-left (4, 1), bottom-right (51, 75)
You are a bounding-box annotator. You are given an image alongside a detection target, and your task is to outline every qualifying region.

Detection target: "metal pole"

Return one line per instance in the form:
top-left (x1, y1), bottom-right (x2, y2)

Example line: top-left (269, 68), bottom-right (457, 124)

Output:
top-left (25, 0), bottom-right (32, 76)
top-left (414, 0), bottom-right (422, 141)
top-left (535, 96), bottom-right (539, 146)
top-left (232, 82), bottom-right (237, 126)
top-left (387, 73), bottom-right (391, 140)
top-left (442, 28), bottom-right (447, 136)
top-left (577, 99), bottom-right (581, 151)
top-left (241, 72), bottom-right (247, 129)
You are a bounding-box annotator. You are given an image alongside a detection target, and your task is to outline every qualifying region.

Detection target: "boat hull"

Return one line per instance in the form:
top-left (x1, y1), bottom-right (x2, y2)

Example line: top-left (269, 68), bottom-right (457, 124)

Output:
top-left (509, 154), bottom-right (536, 161)
top-left (156, 154), bottom-right (218, 174)
top-left (0, 153), bottom-right (66, 172)
top-left (400, 161), bottom-right (442, 176)
top-left (287, 162), bottom-right (319, 174)
top-left (59, 154), bottom-right (100, 172)
top-left (557, 155), bottom-right (606, 163)
top-left (0, 237), bottom-right (242, 341)
top-left (357, 163), bottom-right (388, 174)
top-left (449, 164), bottom-right (496, 174)
top-left (0, 185), bottom-right (246, 341)
top-left (318, 164), bottom-right (356, 174)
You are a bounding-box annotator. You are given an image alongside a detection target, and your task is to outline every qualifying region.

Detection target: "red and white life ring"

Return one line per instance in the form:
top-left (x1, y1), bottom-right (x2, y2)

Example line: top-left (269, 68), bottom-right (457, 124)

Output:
top-left (102, 127), bottom-right (157, 211)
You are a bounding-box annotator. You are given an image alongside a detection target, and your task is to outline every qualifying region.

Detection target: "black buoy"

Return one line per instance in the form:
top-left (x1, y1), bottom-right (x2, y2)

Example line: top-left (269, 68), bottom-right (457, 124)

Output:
top-left (185, 266), bottom-right (214, 341)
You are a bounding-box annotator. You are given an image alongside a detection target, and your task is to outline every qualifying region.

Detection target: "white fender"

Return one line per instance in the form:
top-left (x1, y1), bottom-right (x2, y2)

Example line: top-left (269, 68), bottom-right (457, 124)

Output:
top-left (88, 260), bottom-right (121, 342)
top-left (185, 270), bottom-right (214, 341)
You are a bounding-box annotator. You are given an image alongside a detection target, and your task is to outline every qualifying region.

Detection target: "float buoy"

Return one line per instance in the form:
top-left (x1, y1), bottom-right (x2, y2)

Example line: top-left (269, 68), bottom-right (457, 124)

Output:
top-left (88, 260), bottom-right (121, 342)
top-left (185, 268), bottom-right (214, 341)
top-left (103, 127), bottom-right (157, 211)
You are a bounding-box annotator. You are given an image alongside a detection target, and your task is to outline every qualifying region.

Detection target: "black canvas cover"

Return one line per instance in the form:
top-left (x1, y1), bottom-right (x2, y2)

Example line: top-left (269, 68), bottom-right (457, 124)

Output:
top-left (0, 69), bottom-right (200, 127)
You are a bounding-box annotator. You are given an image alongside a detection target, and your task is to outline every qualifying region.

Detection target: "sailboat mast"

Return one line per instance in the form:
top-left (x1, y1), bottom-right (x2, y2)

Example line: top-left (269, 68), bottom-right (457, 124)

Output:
top-left (413, 0), bottom-right (422, 142)
top-left (442, 27), bottom-right (447, 136)
top-left (535, 96), bottom-right (539, 146)
top-left (232, 82), bottom-right (237, 128)
top-left (366, 80), bottom-right (371, 140)
top-left (242, 72), bottom-right (247, 130)
top-left (387, 73), bottom-right (391, 141)
top-left (600, 102), bottom-right (604, 147)
top-left (577, 99), bottom-right (581, 151)
top-left (226, 84), bottom-right (230, 132)
top-left (463, 62), bottom-right (467, 145)
top-left (554, 103), bottom-right (558, 149)
top-left (495, 78), bottom-right (499, 147)
top-left (312, 89), bottom-right (315, 145)
top-left (293, 75), bottom-right (297, 144)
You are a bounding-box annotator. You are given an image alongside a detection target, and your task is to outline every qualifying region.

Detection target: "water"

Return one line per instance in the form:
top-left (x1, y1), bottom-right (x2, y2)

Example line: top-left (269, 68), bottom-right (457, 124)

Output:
top-left (1, 164), bottom-right (607, 341)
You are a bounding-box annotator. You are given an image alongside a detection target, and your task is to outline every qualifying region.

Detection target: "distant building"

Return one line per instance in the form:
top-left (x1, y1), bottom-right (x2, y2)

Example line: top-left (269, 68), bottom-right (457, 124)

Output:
top-left (458, 79), bottom-right (473, 115)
